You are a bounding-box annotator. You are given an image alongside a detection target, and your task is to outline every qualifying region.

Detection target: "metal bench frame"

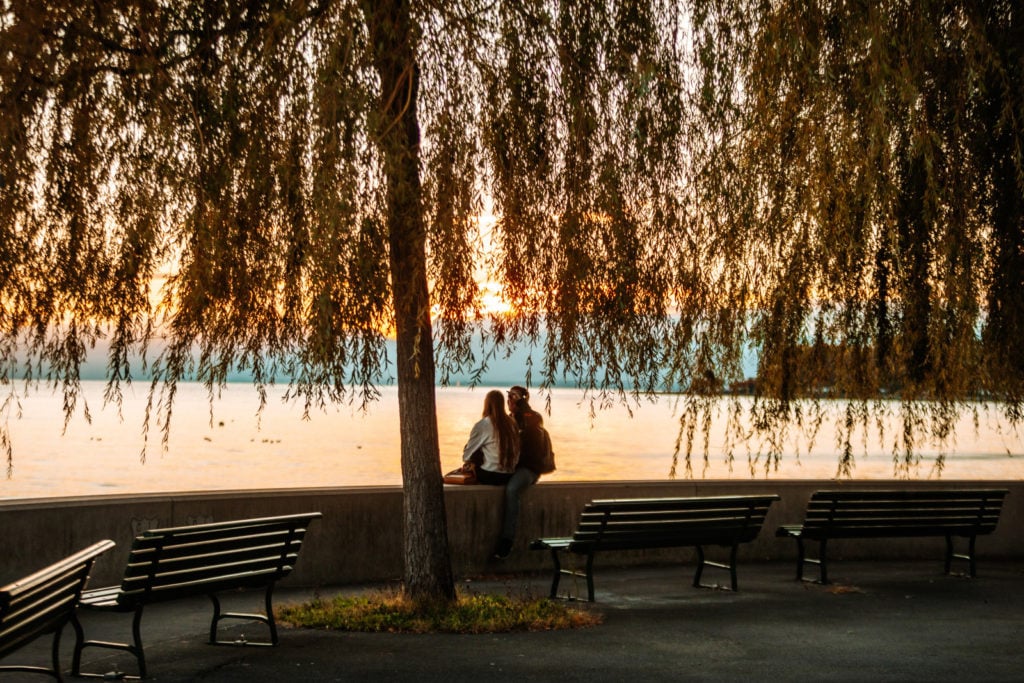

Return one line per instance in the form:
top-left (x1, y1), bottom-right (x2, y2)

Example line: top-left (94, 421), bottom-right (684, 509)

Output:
top-left (776, 489), bottom-right (1008, 584)
top-left (530, 495), bottom-right (780, 601)
top-left (70, 512), bottom-right (321, 680)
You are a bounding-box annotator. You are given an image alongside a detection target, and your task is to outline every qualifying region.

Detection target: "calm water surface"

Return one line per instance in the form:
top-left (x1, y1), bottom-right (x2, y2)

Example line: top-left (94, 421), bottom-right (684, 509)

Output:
top-left (2, 382), bottom-right (1021, 500)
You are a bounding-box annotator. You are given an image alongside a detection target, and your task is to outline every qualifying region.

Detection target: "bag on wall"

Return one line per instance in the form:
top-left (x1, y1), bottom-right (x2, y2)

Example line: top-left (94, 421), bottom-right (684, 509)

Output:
top-left (538, 426), bottom-right (556, 474)
top-left (443, 463), bottom-right (477, 485)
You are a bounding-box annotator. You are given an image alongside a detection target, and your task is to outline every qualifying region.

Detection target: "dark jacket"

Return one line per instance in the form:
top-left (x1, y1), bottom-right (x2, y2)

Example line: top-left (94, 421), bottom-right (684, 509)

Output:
top-left (514, 408), bottom-right (546, 475)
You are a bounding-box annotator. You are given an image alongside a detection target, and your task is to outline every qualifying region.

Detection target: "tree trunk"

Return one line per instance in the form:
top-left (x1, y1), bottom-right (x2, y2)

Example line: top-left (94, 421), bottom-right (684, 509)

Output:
top-left (362, 0), bottom-right (456, 602)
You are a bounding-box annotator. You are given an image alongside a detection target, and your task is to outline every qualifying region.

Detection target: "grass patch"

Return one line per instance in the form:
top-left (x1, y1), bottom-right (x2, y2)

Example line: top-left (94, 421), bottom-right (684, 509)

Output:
top-left (276, 589), bottom-right (602, 634)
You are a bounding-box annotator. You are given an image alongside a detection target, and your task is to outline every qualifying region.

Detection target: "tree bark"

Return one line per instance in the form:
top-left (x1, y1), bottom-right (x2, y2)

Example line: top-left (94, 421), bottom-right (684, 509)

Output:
top-left (362, 0), bottom-right (456, 602)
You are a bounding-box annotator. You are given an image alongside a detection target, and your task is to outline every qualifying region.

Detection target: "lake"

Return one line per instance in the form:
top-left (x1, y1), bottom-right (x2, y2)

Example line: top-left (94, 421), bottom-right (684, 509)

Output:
top-left (1, 381), bottom-right (1021, 500)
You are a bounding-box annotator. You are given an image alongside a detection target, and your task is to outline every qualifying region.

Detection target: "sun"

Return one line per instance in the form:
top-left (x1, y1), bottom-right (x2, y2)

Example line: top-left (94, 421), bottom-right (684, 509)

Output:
top-left (479, 281), bottom-right (512, 315)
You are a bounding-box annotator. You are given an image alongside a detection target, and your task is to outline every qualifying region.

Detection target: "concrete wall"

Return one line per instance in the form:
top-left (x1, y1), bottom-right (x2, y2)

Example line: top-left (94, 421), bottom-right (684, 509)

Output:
top-left (1, 480), bottom-right (1020, 588)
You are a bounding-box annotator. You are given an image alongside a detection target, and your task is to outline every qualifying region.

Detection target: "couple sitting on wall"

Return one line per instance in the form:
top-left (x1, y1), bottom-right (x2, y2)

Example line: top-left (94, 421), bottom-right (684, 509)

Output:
top-left (461, 386), bottom-right (553, 560)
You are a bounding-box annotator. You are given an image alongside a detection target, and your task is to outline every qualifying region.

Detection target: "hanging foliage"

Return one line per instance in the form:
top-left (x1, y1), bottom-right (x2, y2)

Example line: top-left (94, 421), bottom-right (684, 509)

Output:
top-left (1, 0), bottom-right (1022, 596)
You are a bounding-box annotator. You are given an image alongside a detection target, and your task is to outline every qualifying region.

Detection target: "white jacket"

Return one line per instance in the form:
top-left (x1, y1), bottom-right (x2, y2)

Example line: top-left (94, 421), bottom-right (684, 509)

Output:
top-left (462, 417), bottom-right (515, 473)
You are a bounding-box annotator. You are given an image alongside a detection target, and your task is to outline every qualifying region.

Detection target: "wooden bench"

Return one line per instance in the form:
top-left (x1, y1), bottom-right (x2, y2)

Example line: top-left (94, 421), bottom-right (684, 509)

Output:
top-left (776, 489), bottom-right (1008, 584)
top-left (70, 512), bottom-right (321, 679)
top-left (1, 540), bottom-right (115, 681)
top-left (529, 495), bottom-right (780, 601)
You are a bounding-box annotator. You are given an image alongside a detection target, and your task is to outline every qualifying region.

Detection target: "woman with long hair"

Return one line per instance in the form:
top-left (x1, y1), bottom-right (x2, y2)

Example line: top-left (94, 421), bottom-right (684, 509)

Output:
top-left (462, 389), bottom-right (520, 485)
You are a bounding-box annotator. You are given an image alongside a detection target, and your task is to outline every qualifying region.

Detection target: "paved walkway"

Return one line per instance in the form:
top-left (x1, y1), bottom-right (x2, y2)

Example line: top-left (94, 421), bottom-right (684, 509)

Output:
top-left (12, 559), bottom-right (1024, 681)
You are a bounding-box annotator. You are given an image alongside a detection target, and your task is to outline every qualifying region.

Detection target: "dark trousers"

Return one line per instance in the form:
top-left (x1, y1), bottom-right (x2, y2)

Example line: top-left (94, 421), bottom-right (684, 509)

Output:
top-left (501, 467), bottom-right (539, 540)
top-left (476, 467), bottom-right (514, 486)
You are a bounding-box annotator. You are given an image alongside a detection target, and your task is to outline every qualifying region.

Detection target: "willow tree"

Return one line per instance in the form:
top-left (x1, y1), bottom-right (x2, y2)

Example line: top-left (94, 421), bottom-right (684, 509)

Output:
top-left (0, 0), bottom-right (692, 602)
top-left (688, 0), bottom-right (1024, 475)
top-left (2, 0), bottom-right (1022, 603)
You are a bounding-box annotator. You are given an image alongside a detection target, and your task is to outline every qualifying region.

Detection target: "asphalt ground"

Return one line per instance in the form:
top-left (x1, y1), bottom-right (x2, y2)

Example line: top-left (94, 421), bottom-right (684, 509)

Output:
top-left (8, 558), bottom-right (1024, 682)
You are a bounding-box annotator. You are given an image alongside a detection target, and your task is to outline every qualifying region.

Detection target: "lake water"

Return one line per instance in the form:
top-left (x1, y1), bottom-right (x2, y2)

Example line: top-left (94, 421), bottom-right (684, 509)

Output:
top-left (1, 381), bottom-right (1021, 500)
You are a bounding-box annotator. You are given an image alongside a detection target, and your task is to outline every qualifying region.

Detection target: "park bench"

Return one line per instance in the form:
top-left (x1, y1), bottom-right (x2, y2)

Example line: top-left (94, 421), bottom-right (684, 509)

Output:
top-left (776, 489), bottom-right (1008, 584)
top-left (70, 512), bottom-right (321, 679)
top-left (529, 495), bottom-right (780, 601)
top-left (1, 540), bottom-right (115, 681)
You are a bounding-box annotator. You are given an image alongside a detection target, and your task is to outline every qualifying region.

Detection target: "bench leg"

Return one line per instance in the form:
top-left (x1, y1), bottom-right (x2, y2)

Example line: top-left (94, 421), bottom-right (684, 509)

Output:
top-left (945, 534), bottom-right (979, 578)
top-left (728, 545), bottom-right (738, 591)
top-left (71, 606), bottom-right (147, 680)
top-left (541, 547), bottom-right (593, 601)
top-left (51, 622), bottom-right (63, 681)
top-left (70, 612), bottom-right (85, 676)
top-left (968, 535), bottom-right (978, 578)
top-left (793, 538), bottom-right (829, 584)
top-left (0, 625), bottom-right (67, 680)
top-left (132, 607), bottom-right (146, 678)
top-left (693, 545), bottom-right (740, 591)
top-left (693, 546), bottom-right (705, 588)
top-left (585, 553), bottom-right (595, 603)
top-left (266, 585), bottom-right (279, 644)
top-left (547, 548), bottom-right (562, 599)
top-left (208, 585), bottom-right (279, 646)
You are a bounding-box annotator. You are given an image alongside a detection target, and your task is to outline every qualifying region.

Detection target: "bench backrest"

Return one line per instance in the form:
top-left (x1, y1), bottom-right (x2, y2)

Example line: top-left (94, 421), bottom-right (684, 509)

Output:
top-left (570, 495), bottom-right (780, 552)
top-left (115, 512), bottom-right (321, 607)
top-left (0, 540), bottom-right (115, 659)
top-left (799, 489), bottom-right (1008, 538)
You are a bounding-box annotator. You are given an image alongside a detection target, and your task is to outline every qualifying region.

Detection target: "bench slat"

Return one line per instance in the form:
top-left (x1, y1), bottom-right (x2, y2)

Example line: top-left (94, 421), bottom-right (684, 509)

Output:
top-left (140, 513), bottom-right (320, 537)
top-left (803, 505), bottom-right (1003, 515)
top-left (807, 489), bottom-right (1007, 501)
top-left (116, 567), bottom-right (290, 604)
top-left (122, 539), bottom-right (304, 578)
top-left (806, 505), bottom-right (1002, 516)
top-left (578, 509), bottom-right (772, 523)
top-left (128, 527), bottom-right (311, 557)
top-left (807, 497), bottom-right (1001, 507)
top-left (119, 553), bottom-right (300, 594)
top-left (574, 525), bottom-right (764, 539)
top-left (586, 496), bottom-right (777, 511)
top-left (804, 510), bottom-right (1002, 522)
top-left (76, 585), bottom-right (121, 608)
top-left (121, 551), bottom-right (301, 581)
top-left (574, 523), bottom-right (766, 544)
top-left (803, 526), bottom-right (989, 539)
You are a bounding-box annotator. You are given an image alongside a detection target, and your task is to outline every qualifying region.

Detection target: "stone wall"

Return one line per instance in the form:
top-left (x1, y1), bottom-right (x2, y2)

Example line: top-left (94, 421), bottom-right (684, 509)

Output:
top-left (1, 480), bottom-right (1019, 587)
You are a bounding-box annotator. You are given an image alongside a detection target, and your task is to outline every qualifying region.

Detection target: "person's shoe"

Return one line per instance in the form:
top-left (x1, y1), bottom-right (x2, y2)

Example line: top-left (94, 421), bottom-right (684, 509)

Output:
top-left (493, 537), bottom-right (513, 560)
